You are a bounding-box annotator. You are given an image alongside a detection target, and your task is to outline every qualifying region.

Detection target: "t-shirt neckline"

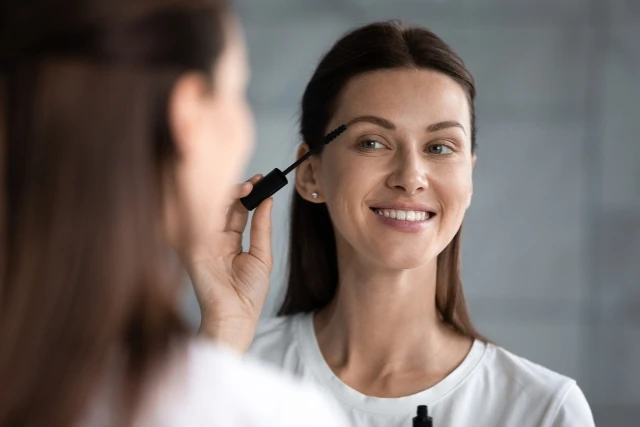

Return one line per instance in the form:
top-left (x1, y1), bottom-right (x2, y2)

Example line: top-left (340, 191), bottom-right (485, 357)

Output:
top-left (294, 312), bottom-right (487, 415)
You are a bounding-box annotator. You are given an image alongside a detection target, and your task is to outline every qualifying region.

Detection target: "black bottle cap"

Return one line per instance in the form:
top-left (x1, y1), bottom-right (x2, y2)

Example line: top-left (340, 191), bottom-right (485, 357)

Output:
top-left (239, 168), bottom-right (287, 211)
top-left (413, 405), bottom-right (433, 427)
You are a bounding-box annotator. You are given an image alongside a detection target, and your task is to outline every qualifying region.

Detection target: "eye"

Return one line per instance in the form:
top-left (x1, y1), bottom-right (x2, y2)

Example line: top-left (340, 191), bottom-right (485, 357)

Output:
top-left (358, 140), bottom-right (386, 150)
top-left (427, 144), bottom-right (453, 155)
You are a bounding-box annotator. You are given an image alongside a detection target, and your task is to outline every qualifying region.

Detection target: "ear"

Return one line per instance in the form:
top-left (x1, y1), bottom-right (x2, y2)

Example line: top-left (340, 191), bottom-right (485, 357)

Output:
top-left (168, 73), bottom-right (211, 158)
top-left (295, 143), bottom-right (323, 203)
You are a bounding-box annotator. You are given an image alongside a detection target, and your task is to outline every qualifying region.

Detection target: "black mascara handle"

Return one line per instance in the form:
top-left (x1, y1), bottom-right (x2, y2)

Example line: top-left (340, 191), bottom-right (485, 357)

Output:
top-left (240, 168), bottom-right (288, 211)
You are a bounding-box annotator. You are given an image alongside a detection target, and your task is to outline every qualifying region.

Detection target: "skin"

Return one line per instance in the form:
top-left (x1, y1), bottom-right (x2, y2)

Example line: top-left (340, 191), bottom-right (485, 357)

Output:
top-left (294, 68), bottom-right (478, 397)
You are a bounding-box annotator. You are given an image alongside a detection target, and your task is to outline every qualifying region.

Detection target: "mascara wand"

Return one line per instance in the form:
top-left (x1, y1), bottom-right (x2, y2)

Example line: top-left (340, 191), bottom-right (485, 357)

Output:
top-left (240, 124), bottom-right (347, 211)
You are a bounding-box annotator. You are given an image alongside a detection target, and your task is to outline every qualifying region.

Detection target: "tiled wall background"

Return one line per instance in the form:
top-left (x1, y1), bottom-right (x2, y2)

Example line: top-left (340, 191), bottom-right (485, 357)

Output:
top-left (185, 0), bottom-right (639, 424)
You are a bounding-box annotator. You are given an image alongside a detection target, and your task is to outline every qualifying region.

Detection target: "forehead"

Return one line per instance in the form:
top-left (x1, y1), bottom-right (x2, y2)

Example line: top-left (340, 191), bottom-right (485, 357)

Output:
top-left (333, 68), bottom-right (471, 131)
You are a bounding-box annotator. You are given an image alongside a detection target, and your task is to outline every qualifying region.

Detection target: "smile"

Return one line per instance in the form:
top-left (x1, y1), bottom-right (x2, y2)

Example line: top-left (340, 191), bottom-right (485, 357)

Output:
top-left (371, 208), bottom-right (435, 222)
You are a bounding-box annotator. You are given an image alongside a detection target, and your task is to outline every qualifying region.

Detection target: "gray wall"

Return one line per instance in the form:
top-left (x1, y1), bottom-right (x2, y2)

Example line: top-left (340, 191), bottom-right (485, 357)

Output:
top-left (185, 0), bottom-right (640, 425)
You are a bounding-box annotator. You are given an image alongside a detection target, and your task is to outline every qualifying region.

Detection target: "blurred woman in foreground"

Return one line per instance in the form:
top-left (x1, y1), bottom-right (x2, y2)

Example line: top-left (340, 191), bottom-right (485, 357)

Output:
top-left (0, 1), bottom-right (347, 426)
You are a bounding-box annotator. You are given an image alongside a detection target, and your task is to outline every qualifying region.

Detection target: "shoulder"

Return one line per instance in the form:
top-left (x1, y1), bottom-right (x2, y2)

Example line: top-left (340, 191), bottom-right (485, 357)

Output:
top-left (482, 343), bottom-right (574, 391)
top-left (138, 338), bottom-right (348, 427)
top-left (479, 344), bottom-right (594, 426)
top-left (247, 314), bottom-right (306, 365)
top-left (183, 338), bottom-right (305, 399)
top-left (253, 313), bottom-right (301, 340)
top-left (549, 381), bottom-right (594, 426)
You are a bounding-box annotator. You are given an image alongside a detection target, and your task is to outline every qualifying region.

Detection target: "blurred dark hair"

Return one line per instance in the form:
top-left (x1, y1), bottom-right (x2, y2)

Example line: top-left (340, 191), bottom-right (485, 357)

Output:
top-left (0, 1), bottom-right (229, 426)
top-left (280, 21), bottom-right (486, 341)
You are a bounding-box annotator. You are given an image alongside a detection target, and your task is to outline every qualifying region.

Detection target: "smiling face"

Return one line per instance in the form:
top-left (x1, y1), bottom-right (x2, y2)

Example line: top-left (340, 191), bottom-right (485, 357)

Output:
top-left (296, 68), bottom-right (476, 270)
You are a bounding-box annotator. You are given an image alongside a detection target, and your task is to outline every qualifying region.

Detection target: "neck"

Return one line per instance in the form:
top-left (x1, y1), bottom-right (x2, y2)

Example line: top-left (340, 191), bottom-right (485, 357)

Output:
top-left (314, 250), bottom-right (464, 377)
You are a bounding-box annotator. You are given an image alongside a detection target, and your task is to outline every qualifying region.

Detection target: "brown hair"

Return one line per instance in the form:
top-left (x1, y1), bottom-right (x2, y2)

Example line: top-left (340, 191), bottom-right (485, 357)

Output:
top-left (0, 1), bottom-right (229, 426)
top-left (280, 21), bottom-right (485, 341)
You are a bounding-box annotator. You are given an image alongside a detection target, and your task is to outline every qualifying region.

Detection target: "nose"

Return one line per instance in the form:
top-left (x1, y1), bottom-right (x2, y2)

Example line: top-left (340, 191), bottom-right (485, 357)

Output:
top-left (386, 147), bottom-right (428, 195)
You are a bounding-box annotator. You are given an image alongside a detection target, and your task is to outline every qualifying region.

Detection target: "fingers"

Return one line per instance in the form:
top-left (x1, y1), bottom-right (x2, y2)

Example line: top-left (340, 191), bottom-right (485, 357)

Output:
top-left (248, 197), bottom-right (273, 268)
top-left (224, 174), bottom-right (263, 234)
top-left (229, 182), bottom-right (252, 202)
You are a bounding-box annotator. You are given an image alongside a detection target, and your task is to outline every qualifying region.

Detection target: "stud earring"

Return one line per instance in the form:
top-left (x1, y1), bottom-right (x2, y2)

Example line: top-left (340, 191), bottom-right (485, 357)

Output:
top-left (311, 192), bottom-right (319, 199)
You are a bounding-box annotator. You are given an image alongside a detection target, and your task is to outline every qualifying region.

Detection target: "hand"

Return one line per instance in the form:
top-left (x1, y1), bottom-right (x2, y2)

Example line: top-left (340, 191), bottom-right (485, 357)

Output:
top-left (183, 175), bottom-right (273, 353)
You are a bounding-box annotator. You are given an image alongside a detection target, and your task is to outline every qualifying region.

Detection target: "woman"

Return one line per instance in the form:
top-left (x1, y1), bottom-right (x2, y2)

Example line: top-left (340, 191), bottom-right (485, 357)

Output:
top-left (196, 21), bottom-right (596, 426)
top-left (0, 0), bottom-right (348, 426)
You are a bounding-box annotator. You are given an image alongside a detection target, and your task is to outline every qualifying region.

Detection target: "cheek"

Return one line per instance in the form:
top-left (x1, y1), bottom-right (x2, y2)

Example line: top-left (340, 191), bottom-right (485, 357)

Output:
top-left (320, 151), bottom-right (381, 196)
top-left (222, 98), bottom-right (254, 166)
top-left (432, 164), bottom-right (473, 219)
top-left (234, 98), bottom-right (255, 160)
top-left (320, 163), bottom-right (367, 223)
top-left (319, 154), bottom-right (383, 237)
top-left (188, 101), bottom-right (252, 220)
top-left (191, 141), bottom-right (233, 219)
top-left (212, 99), bottom-right (254, 184)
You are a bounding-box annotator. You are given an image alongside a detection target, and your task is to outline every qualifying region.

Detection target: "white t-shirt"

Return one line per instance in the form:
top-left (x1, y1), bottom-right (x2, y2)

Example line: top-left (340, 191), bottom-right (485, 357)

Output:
top-left (80, 338), bottom-right (349, 427)
top-left (248, 313), bottom-right (596, 427)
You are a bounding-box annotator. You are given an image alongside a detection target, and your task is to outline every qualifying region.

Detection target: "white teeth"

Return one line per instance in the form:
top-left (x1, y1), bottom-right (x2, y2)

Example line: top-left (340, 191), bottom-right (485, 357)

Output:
top-left (374, 208), bottom-right (431, 221)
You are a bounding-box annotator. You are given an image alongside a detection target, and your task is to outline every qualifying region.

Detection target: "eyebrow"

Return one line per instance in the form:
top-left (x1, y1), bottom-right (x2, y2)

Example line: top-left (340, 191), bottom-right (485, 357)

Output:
top-left (346, 115), bottom-right (466, 135)
top-left (347, 115), bottom-right (395, 129)
top-left (427, 120), bottom-right (466, 135)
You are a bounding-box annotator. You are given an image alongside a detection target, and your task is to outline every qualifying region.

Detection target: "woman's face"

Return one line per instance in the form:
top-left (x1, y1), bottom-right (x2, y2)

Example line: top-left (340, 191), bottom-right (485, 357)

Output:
top-left (170, 17), bottom-right (254, 244)
top-left (301, 68), bottom-right (475, 269)
top-left (204, 19), bottom-right (254, 209)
